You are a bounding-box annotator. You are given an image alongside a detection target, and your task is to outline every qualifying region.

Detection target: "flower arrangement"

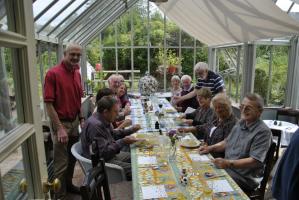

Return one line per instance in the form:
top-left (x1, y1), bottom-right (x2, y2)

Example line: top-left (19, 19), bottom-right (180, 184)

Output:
top-left (138, 74), bottom-right (159, 96)
top-left (167, 129), bottom-right (179, 160)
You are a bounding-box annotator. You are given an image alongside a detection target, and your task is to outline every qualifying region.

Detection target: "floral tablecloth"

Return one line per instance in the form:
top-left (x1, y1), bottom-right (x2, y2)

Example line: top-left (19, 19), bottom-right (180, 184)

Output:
top-left (130, 97), bottom-right (249, 200)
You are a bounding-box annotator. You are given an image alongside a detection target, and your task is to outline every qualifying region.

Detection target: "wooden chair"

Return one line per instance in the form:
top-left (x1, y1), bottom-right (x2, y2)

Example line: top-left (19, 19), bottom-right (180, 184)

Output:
top-left (271, 129), bottom-right (282, 162)
top-left (80, 159), bottom-right (111, 200)
top-left (249, 142), bottom-right (276, 200)
top-left (276, 108), bottom-right (299, 125)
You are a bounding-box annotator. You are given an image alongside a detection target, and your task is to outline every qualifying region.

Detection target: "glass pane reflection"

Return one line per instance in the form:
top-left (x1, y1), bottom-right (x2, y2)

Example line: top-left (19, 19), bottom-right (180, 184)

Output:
top-left (0, 48), bottom-right (19, 140)
top-left (0, 147), bottom-right (25, 200)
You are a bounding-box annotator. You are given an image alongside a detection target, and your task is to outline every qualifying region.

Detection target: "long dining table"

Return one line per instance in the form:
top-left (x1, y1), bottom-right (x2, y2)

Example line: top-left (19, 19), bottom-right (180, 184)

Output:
top-left (128, 96), bottom-right (249, 200)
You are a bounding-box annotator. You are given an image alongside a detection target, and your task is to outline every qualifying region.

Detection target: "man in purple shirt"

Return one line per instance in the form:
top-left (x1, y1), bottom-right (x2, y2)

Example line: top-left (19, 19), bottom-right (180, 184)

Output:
top-left (81, 96), bottom-right (140, 180)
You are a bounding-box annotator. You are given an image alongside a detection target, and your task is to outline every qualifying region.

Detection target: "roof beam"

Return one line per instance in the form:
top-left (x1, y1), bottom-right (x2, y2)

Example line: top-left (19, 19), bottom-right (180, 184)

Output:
top-left (37, 0), bottom-right (75, 34)
top-left (80, 0), bottom-right (139, 45)
top-left (46, 0), bottom-right (89, 36)
top-left (56, 0), bottom-right (104, 40)
top-left (34, 0), bottom-right (58, 21)
top-left (68, 0), bottom-right (120, 42)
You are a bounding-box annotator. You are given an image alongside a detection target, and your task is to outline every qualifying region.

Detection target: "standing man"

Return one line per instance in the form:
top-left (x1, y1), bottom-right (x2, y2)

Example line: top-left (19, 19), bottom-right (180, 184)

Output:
top-left (44, 43), bottom-right (84, 199)
top-left (174, 62), bottom-right (225, 105)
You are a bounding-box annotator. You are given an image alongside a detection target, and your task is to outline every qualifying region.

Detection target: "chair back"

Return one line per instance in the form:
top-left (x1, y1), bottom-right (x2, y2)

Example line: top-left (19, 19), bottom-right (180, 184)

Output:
top-left (271, 129), bottom-right (282, 162)
top-left (80, 159), bottom-right (111, 200)
top-left (259, 142), bottom-right (277, 199)
top-left (276, 108), bottom-right (299, 125)
top-left (71, 142), bottom-right (126, 183)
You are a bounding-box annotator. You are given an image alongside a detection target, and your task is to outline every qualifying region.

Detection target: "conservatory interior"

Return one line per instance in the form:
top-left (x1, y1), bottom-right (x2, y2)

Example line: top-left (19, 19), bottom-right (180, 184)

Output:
top-left (1, 0), bottom-right (299, 199)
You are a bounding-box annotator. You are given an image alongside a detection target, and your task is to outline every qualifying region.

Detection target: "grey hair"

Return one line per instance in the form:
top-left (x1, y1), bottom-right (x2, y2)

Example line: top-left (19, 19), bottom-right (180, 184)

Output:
top-left (107, 74), bottom-right (118, 84)
top-left (194, 62), bottom-right (209, 73)
top-left (245, 93), bottom-right (264, 112)
top-left (181, 75), bottom-right (192, 82)
top-left (64, 43), bottom-right (82, 54)
top-left (97, 96), bottom-right (118, 113)
top-left (171, 75), bottom-right (181, 82)
top-left (211, 93), bottom-right (232, 115)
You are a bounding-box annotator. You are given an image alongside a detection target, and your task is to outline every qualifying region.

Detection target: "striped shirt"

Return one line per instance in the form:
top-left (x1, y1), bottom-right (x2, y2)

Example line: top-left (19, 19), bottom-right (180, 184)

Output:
top-left (195, 70), bottom-right (225, 95)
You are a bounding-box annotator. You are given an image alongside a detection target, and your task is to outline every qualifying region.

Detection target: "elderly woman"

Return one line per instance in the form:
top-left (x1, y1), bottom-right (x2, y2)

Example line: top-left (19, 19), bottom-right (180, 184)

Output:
top-left (176, 75), bottom-right (199, 112)
top-left (204, 93), bottom-right (237, 158)
top-left (116, 83), bottom-right (131, 109)
top-left (170, 75), bottom-right (182, 105)
top-left (178, 87), bottom-right (215, 139)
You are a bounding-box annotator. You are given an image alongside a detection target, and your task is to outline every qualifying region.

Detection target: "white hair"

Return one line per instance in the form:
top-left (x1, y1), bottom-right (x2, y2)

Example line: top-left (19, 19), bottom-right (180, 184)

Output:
top-left (194, 62), bottom-right (209, 72)
top-left (181, 75), bottom-right (192, 82)
top-left (107, 74), bottom-right (118, 84)
top-left (171, 75), bottom-right (180, 82)
top-left (64, 42), bottom-right (82, 53)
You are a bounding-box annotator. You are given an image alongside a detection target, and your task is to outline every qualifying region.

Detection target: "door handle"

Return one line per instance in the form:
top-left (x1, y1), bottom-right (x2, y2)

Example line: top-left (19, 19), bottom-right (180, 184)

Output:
top-left (42, 178), bottom-right (61, 193)
top-left (19, 178), bottom-right (27, 193)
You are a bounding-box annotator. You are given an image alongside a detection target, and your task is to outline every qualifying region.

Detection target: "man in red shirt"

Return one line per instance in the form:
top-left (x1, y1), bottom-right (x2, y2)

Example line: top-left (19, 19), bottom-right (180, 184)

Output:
top-left (44, 43), bottom-right (84, 199)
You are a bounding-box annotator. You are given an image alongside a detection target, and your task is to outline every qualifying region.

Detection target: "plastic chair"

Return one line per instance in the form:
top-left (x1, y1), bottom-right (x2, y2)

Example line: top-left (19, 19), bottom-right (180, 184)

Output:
top-left (80, 159), bottom-right (111, 200)
top-left (71, 142), bottom-right (126, 184)
top-left (249, 142), bottom-right (276, 200)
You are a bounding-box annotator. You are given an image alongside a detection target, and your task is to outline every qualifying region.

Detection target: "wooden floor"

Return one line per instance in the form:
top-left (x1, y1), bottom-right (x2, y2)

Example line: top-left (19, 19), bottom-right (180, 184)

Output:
top-left (66, 163), bottom-right (133, 200)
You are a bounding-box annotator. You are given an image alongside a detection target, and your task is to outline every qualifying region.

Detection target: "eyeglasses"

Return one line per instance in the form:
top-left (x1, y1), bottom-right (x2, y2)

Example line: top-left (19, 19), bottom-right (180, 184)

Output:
top-left (69, 53), bottom-right (81, 57)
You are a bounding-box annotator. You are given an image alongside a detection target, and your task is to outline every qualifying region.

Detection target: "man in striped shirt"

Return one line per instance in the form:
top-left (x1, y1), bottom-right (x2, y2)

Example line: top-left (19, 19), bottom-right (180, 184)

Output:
top-left (174, 62), bottom-right (225, 105)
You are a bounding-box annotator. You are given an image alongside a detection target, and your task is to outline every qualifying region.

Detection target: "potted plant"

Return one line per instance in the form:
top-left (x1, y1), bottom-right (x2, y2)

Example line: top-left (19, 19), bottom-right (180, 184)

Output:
top-left (156, 49), bottom-right (183, 75)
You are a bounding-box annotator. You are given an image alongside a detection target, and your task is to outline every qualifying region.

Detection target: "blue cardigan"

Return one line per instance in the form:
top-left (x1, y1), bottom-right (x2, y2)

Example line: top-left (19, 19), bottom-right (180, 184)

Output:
top-left (272, 129), bottom-right (299, 200)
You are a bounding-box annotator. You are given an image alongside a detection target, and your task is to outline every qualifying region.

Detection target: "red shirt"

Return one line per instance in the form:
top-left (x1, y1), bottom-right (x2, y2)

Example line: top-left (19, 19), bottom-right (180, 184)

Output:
top-left (44, 61), bottom-right (83, 120)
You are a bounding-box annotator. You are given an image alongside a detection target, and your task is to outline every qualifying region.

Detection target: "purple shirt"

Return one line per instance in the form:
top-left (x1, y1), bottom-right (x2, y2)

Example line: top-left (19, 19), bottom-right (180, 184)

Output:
top-left (81, 112), bottom-right (134, 161)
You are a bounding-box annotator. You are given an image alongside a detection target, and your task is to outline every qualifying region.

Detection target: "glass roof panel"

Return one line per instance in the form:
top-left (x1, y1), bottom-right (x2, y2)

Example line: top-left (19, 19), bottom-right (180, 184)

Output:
top-left (35, 0), bottom-right (71, 27)
top-left (48, 0), bottom-right (96, 37)
top-left (276, 0), bottom-right (293, 11)
top-left (38, 0), bottom-right (92, 37)
top-left (33, 0), bottom-right (55, 17)
top-left (49, 0), bottom-right (86, 27)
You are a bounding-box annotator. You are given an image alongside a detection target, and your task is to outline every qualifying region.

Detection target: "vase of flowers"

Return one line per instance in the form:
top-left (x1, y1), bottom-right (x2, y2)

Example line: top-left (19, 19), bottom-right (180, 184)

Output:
top-left (168, 129), bottom-right (178, 161)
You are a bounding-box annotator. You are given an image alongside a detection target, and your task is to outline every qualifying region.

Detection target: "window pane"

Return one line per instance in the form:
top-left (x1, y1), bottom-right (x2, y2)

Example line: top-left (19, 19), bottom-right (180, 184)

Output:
top-left (102, 25), bottom-right (115, 47)
top-left (33, 0), bottom-right (56, 16)
top-left (0, 48), bottom-right (20, 139)
top-left (276, 0), bottom-right (293, 12)
top-left (181, 48), bottom-right (194, 77)
top-left (181, 31), bottom-right (194, 47)
top-left (166, 20), bottom-right (179, 47)
top-left (133, 1), bottom-right (148, 46)
top-left (254, 45), bottom-right (288, 106)
top-left (0, 0), bottom-right (17, 32)
top-left (0, 147), bottom-right (25, 199)
top-left (269, 46), bottom-right (288, 106)
top-left (150, 4), bottom-right (164, 47)
top-left (35, 0), bottom-right (72, 27)
top-left (117, 14), bottom-right (131, 46)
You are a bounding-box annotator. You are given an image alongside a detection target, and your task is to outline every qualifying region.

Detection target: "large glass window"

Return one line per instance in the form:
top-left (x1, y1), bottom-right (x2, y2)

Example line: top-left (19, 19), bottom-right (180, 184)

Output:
top-left (255, 45), bottom-right (288, 106)
top-left (86, 0), bottom-right (206, 94)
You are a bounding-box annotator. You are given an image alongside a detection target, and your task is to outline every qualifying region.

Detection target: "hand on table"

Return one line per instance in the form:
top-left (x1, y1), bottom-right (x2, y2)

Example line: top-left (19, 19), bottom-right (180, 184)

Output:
top-left (198, 145), bottom-right (210, 155)
top-left (123, 135), bottom-right (139, 145)
top-left (132, 124), bottom-right (141, 132)
top-left (212, 158), bottom-right (230, 169)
